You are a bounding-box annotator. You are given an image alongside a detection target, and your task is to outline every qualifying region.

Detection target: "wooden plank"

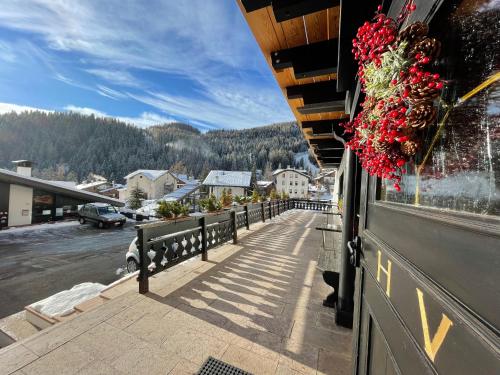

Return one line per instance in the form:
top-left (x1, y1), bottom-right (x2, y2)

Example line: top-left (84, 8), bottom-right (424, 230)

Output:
top-left (328, 6), bottom-right (341, 39)
top-left (277, 14), bottom-right (307, 48)
top-left (304, 9), bottom-right (329, 43)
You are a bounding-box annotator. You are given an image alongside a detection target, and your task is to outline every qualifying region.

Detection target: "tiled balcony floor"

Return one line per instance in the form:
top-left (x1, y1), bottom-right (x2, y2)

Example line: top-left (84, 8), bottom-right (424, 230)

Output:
top-left (1, 210), bottom-right (352, 375)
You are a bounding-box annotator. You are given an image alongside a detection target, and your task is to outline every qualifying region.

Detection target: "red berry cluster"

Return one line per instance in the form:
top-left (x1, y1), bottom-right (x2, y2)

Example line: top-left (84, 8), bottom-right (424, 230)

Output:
top-left (352, 9), bottom-right (397, 81)
top-left (343, 2), bottom-right (444, 192)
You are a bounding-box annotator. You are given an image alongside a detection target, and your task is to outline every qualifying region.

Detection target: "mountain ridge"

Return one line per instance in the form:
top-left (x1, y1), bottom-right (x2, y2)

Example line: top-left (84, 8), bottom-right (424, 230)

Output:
top-left (0, 111), bottom-right (314, 183)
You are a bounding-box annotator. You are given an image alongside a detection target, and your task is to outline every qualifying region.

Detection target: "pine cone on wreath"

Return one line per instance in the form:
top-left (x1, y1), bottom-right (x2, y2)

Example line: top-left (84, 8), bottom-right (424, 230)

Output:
top-left (408, 103), bottom-right (437, 129)
top-left (409, 37), bottom-right (441, 61)
top-left (400, 140), bottom-right (419, 156)
top-left (407, 80), bottom-right (440, 104)
top-left (398, 22), bottom-right (428, 44)
top-left (374, 140), bottom-right (393, 154)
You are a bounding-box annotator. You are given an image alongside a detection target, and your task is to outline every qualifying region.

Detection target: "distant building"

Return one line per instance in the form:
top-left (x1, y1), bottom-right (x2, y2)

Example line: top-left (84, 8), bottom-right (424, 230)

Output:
top-left (0, 161), bottom-right (123, 228)
top-left (314, 170), bottom-right (336, 191)
top-left (273, 166), bottom-right (310, 199)
top-left (256, 180), bottom-right (275, 196)
top-left (202, 170), bottom-right (252, 199)
top-left (120, 170), bottom-right (191, 201)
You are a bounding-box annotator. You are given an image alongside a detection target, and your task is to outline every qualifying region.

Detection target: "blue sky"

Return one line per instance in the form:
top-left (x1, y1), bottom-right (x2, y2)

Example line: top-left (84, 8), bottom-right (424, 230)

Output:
top-left (0, 1), bottom-right (293, 129)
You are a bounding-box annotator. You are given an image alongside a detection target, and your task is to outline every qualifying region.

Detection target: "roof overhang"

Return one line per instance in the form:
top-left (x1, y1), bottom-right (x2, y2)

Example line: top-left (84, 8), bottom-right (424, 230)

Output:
top-left (238, 0), bottom-right (353, 170)
top-left (0, 169), bottom-right (124, 207)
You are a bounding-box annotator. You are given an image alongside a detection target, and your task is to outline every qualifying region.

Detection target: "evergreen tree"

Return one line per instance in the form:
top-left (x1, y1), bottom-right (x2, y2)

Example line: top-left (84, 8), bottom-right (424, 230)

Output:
top-left (127, 186), bottom-right (146, 209)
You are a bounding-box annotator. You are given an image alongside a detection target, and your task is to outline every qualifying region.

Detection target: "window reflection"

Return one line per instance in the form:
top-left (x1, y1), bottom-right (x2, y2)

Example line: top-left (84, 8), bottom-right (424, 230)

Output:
top-left (381, 0), bottom-right (500, 216)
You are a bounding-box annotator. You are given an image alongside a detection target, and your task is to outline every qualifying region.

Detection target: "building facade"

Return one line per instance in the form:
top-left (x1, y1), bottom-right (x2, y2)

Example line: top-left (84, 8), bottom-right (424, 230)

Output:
top-left (121, 170), bottom-right (188, 201)
top-left (202, 170), bottom-right (252, 199)
top-left (0, 161), bottom-right (123, 228)
top-left (273, 168), bottom-right (309, 199)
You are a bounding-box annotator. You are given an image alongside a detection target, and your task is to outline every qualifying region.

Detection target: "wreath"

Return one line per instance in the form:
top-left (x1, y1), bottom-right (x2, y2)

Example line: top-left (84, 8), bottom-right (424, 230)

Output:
top-left (343, 3), bottom-right (443, 191)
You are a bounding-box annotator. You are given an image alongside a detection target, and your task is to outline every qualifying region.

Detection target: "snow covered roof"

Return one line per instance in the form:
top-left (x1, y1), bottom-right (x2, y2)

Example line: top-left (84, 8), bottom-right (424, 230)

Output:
top-left (50, 180), bottom-right (78, 188)
top-left (203, 170), bottom-right (252, 187)
top-left (162, 182), bottom-right (200, 201)
top-left (272, 168), bottom-right (310, 179)
top-left (76, 180), bottom-right (109, 190)
top-left (170, 173), bottom-right (190, 184)
top-left (124, 169), bottom-right (169, 181)
top-left (257, 180), bottom-right (274, 188)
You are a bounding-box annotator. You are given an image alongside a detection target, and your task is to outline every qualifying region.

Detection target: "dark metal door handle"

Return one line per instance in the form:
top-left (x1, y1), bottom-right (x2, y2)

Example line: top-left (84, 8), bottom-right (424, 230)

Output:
top-left (348, 236), bottom-right (361, 267)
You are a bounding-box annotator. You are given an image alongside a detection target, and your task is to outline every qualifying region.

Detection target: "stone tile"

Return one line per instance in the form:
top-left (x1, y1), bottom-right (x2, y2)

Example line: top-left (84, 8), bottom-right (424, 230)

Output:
top-left (76, 360), bottom-right (126, 375)
top-left (168, 359), bottom-right (200, 375)
top-left (317, 348), bottom-right (352, 375)
top-left (275, 363), bottom-right (303, 375)
top-left (111, 344), bottom-right (178, 375)
top-left (161, 330), bottom-right (229, 366)
top-left (221, 345), bottom-right (278, 375)
top-left (22, 342), bottom-right (94, 375)
top-left (105, 305), bottom-right (148, 330)
top-left (0, 344), bottom-right (37, 375)
top-left (289, 323), bottom-right (352, 355)
top-left (279, 338), bottom-right (319, 375)
top-left (124, 310), bottom-right (184, 346)
top-left (72, 322), bottom-right (148, 362)
top-left (23, 323), bottom-right (83, 357)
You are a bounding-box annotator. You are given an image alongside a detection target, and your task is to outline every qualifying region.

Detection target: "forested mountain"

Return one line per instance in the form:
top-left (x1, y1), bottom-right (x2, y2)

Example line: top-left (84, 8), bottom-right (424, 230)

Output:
top-left (0, 111), bottom-right (314, 183)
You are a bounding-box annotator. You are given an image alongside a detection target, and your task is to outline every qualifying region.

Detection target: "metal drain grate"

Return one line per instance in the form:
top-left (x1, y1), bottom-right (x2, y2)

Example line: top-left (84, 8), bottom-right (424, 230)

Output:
top-left (197, 357), bottom-right (253, 375)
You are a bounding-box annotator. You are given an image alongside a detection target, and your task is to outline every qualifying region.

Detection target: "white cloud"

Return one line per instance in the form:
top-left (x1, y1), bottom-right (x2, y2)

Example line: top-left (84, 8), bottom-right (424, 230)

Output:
top-left (0, 102), bottom-right (174, 128)
top-left (0, 1), bottom-right (294, 129)
top-left (0, 102), bottom-right (53, 114)
top-left (86, 69), bottom-right (142, 88)
top-left (64, 105), bottom-right (107, 117)
top-left (63, 105), bottom-right (175, 128)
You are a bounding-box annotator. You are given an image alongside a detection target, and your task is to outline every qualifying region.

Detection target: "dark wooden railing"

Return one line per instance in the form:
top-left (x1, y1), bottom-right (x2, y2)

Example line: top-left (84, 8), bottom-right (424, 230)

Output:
top-left (136, 199), bottom-right (333, 293)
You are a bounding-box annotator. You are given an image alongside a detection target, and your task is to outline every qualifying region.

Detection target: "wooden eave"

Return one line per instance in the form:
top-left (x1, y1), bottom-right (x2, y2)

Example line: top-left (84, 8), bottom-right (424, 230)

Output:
top-left (237, 1), bottom-right (349, 169)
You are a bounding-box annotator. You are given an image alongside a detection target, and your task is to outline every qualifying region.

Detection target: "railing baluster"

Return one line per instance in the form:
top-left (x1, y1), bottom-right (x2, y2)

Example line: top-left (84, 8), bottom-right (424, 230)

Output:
top-left (201, 216), bottom-right (207, 261)
top-left (230, 211), bottom-right (237, 244)
top-left (244, 205), bottom-right (250, 230)
top-left (138, 227), bottom-right (148, 294)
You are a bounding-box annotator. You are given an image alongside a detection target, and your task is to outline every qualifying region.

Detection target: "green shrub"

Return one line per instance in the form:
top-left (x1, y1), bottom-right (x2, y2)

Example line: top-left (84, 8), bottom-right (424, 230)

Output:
top-left (157, 200), bottom-right (190, 219)
top-left (200, 194), bottom-right (222, 212)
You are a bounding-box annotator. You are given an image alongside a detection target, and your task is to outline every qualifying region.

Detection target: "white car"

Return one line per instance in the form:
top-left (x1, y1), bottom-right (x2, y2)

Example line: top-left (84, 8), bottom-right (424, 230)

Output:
top-left (126, 237), bottom-right (140, 272)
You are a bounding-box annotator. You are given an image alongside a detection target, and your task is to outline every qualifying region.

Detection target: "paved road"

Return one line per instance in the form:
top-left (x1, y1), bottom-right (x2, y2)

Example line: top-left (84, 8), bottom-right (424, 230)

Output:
top-left (0, 221), bottom-right (138, 319)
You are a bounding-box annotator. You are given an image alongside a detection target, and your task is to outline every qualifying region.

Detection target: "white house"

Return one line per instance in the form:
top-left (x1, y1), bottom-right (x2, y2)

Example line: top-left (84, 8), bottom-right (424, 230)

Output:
top-left (202, 170), bottom-right (252, 199)
top-left (273, 167), bottom-right (310, 199)
top-left (120, 170), bottom-right (189, 201)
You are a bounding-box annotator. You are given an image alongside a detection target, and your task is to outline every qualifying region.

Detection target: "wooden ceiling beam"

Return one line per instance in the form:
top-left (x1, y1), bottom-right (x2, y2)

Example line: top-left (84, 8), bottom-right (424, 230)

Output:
top-left (241, 0), bottom-right (340, 22)
top-left (271, 39), bottom-right (338, 79)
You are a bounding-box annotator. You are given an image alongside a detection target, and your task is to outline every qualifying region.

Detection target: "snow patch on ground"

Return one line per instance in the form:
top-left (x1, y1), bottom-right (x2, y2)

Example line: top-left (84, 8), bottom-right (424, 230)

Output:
top-left (29, 282), bottom-right (105, 318)
top-left (0, 220), bottom-right (79, 236)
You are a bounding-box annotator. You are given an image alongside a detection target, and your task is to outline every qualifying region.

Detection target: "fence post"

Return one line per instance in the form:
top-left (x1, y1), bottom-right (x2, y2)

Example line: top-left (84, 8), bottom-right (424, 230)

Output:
top-left (277, 200), bottom-right (280, 215)
top-left (261, 202), bottom-right (265, 222)
top-left (268, 202), bottom-right (272, 219)
top-left (137, 228), bottom-right (149, 294)
top-left (244, 205), bottom-right (250, 230)
top-left (231, 211), bottom-right (238, 244)
top-left (201, 216), bottom-right (208, 261)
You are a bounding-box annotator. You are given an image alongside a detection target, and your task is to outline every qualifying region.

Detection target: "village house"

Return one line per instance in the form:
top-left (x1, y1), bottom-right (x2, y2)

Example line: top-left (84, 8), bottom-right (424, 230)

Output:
top-left (273, 166), bottom-right (310, 199)
top-left (120, 170), bottom-right (190, 201)
top-left (256, 180), bottom-right (275, 196)
top-left (202, 170), bottom-right (252, 199)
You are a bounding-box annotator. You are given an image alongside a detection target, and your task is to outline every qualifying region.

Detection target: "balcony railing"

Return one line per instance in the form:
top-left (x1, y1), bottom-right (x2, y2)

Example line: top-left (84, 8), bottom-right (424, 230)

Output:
top-left (136, 199), bottom-right (334, 293)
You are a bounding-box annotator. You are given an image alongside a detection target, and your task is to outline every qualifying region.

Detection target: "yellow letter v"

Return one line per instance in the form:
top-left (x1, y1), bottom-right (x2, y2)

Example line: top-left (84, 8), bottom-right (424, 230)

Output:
top-left (416, 288), bottom-right (453, 362)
